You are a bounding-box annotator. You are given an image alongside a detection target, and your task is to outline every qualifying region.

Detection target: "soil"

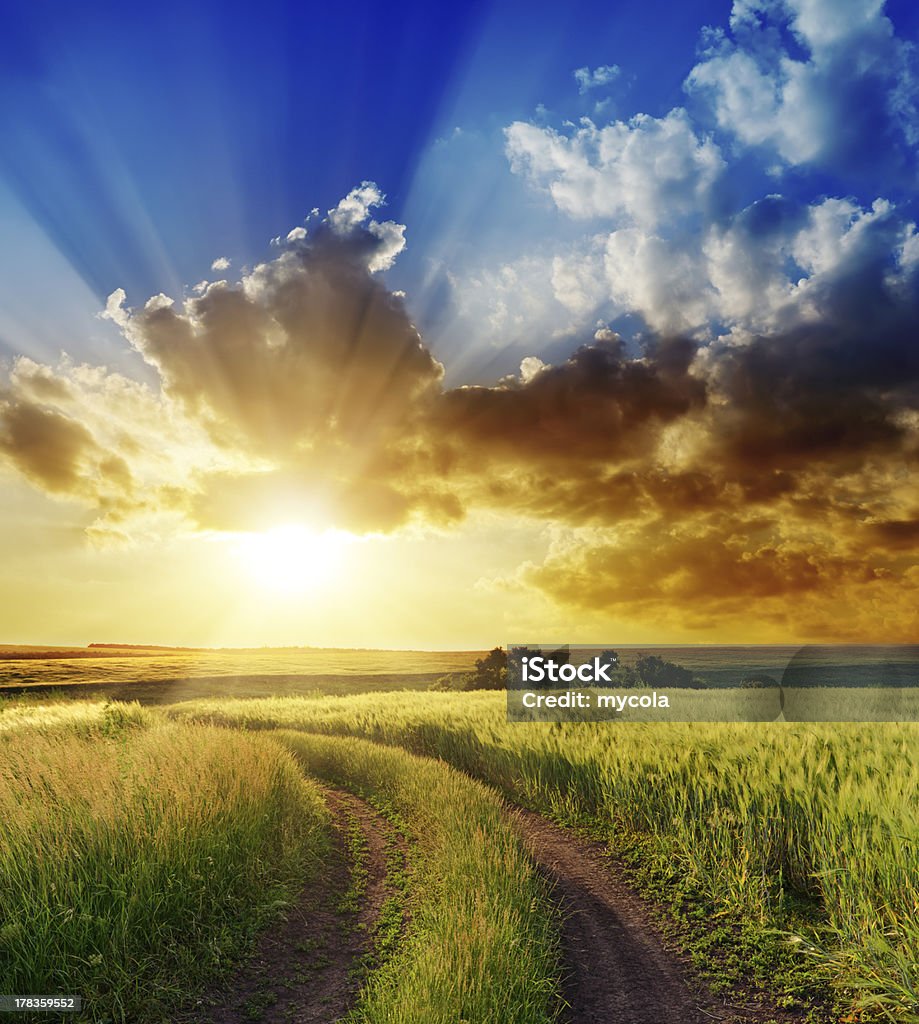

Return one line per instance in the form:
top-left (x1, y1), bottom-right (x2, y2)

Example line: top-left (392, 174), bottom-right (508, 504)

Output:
top-left (513, 807), bottom-right (809, 1024)
top-left (183, 780), bottom-right (811, 1024)
top-left (186, 788), bottom-right (405, 1024)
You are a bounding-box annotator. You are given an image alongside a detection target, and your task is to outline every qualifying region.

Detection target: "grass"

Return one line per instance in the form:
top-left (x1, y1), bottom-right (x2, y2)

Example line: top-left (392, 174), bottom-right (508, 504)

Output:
top-left (0, 703), bottom-right (330, 1023)
top-left (337, 803), bottom-right (371, 916)
top-left (171, 691), bottom-right (919, 1022)
top-left (3, 684), bottom-right (916, 1022)
top-left (276, 730), bottom-right (563, 1024)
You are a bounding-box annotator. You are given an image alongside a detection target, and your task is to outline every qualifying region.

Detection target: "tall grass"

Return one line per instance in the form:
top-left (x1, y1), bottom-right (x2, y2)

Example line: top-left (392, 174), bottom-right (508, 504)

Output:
top-left (0, 706), bottom-right (329, 1023)
top-left (277, 730), bottom-right (562, 1024)
top-left (173, 692), bottom-right (919, 1021)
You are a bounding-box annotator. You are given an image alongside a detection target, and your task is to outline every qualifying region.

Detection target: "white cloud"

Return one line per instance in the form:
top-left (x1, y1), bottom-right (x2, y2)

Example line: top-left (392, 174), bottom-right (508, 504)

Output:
top-left (328, 181), bottom-right (387, 233)
top-left (686, 0), bottom-right (918, 178)
top-left (366, 219), bottom-right (406, 272)
top-left (573, 64), bottom-right (620, 94)
top-left (102, 287), bottom-right (130, 329)
top-left (498, 1), bottom-right (919, 344)
top-left (605, 229), bottom-right (716, 334)
top-left (519, 356), bottom-right (549, 383)
top-left (211, 256), bottom-right (231, 271)
top-left (746, 0), bottom-right (886, 53)
top-left (550, 235), bottom-right (610, 315)
top-left (505, 109), bottom-right (723, 228)
top-left (703, 194), bottom-right (917, 335)
top-left (445, 240), bottom-right (617, 362)
top-left (326, 181), bottom-right (406, 272)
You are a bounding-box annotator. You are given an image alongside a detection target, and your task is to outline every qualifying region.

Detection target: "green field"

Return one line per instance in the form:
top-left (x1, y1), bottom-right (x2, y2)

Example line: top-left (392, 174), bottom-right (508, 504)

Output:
top-left (1, 657), bottom-right (917, 1024)
top-left (170, 691), bottom-right (919, 1018)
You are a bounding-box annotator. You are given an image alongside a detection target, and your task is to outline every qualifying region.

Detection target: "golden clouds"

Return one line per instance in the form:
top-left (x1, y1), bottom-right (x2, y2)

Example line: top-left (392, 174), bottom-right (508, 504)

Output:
top-left (1, 188), bottom-right (917, 639)
top-left (0, 398), bottom-right (115, 495)
top-left (119, 251), bottom-right (442, 457)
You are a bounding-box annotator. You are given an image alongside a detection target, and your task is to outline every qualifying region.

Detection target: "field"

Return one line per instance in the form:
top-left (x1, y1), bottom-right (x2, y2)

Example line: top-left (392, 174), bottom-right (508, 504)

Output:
top-left (0, 652), bottom-right (917, 1024)
top-left (0, 646), bottom-right (478, 702)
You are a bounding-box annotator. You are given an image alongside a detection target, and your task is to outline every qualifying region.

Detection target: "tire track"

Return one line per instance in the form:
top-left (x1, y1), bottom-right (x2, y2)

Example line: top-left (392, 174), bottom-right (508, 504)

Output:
top-left (513, 808), bottom-right (807, 1024)
top-left (188, 788), bottom-right (407, 1024)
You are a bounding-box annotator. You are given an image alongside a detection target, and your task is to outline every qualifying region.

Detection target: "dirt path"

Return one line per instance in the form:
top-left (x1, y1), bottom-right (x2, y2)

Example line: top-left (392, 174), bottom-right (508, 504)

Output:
top-left (189, 788), bottom-right (406, 1024)
top-left (513, 808), bottom-right (804, 1024)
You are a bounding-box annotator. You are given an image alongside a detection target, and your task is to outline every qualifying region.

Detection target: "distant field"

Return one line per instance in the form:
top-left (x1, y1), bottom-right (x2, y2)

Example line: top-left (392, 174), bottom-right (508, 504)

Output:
top-left (4, 644), bottom-right (917, 706)
top-left (0, 645), bottom-right (214, 660)
top-left (0, 647), bottom-right (480, 703)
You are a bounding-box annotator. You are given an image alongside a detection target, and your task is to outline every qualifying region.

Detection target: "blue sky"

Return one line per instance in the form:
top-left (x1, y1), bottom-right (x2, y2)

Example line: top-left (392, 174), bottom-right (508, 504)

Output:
top-left (0, 0), bottom-right (713, 305)
top-left (8, 0), bottom-right (915, 377)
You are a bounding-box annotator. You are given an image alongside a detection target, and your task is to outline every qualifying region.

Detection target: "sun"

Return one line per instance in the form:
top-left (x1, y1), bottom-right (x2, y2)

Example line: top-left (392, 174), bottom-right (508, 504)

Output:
top-left (234, 525), bottom-right (351, 594)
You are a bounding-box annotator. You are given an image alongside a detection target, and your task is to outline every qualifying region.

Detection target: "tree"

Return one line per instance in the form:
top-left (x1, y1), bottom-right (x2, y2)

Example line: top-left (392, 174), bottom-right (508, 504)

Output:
top-left (634, 654), bottom-right (693, 688)
top-left (598, 649), bottom-right (620, 669)
top-left (462, 647), bottom-right (508, 690)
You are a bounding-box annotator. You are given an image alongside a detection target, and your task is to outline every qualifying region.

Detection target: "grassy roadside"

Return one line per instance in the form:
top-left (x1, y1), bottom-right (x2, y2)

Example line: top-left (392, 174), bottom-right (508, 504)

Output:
top-left (170, 692), bottom-right (919, 1023)
top-left (276, 730), bottom-right (563, 1024)
top-left (0, 705), bottom-right (330, 1023)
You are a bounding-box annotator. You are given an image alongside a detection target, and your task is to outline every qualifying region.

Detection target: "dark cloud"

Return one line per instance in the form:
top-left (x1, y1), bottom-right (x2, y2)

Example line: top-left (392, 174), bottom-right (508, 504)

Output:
top-left (122, 234), bottom-right (442, 460)
top-left (96, 191), bottom-right (446, 533)
top-left (518, 511), bottom-right (919, 639)
top-left (0, 395), bottom-right (126, 496)
top-left (710, 332), bottom-right (909, 470)
top-left (527, 519), bottom-right (886, 608)
top-left (432, 334), bottom-right (705, 465)
top-left (867, 517), bottom-right (919, 550)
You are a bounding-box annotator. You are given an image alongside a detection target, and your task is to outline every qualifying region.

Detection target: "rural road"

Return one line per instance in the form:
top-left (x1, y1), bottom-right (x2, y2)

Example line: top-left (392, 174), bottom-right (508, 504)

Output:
top-left (188, 788), bottom-right (405, 1024)
top-left (514, 808), bottom-right (802, 1024)
top-left (185, 773), bottom-right (804, 1024)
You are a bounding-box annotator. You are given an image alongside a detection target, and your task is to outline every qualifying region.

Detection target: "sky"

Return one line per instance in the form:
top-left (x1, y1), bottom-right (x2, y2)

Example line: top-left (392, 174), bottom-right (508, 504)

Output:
top-left (1, 0), bottom-right (918, 648)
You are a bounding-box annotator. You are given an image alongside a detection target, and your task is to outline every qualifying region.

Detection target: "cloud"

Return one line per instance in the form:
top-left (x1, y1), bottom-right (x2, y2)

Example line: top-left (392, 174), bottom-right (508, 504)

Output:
top-left (211, 256), bottom-right (231, 271)
top-left (0, 396), bottom-right (114, 495)
top-left (431, 332), bottom-right (706, 469)
top-left (501, 172), bottom-right (919, 341)
top-left (605, 229), bottom-right (717, 334)
top-left (517, 515), bottom-right (919, 639)
top-left (327, 181), bottom-right (387, 233)
top-left (0, 186), bottom-right (443, 539)
top-left (0, 351), bottom-right (236, 540)
top-left (326, 181), bottom-right (406, 271)
top-left (2, 175), bottom-right (918, 637)
top-left (505, 108), bottom-right (724, 227)
top-left (574, 64), bottom-right (621, 94)
top-left (98, 188), bottom-right (440, 534)
top-left (444, 246), bottom-right (610, 358)
top-left (550, 236), bottom-right (612, 317)
top-left (686, 0), bottom-right (919, 183)
top-left (518, 356), bottom-right (548, 384)
top-left (497, 1), bottom-right (919, 351)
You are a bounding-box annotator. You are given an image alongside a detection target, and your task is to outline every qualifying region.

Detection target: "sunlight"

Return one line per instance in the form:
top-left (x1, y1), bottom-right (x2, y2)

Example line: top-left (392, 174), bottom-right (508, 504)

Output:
top-left (233, 525), bottom-right (351, 594)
